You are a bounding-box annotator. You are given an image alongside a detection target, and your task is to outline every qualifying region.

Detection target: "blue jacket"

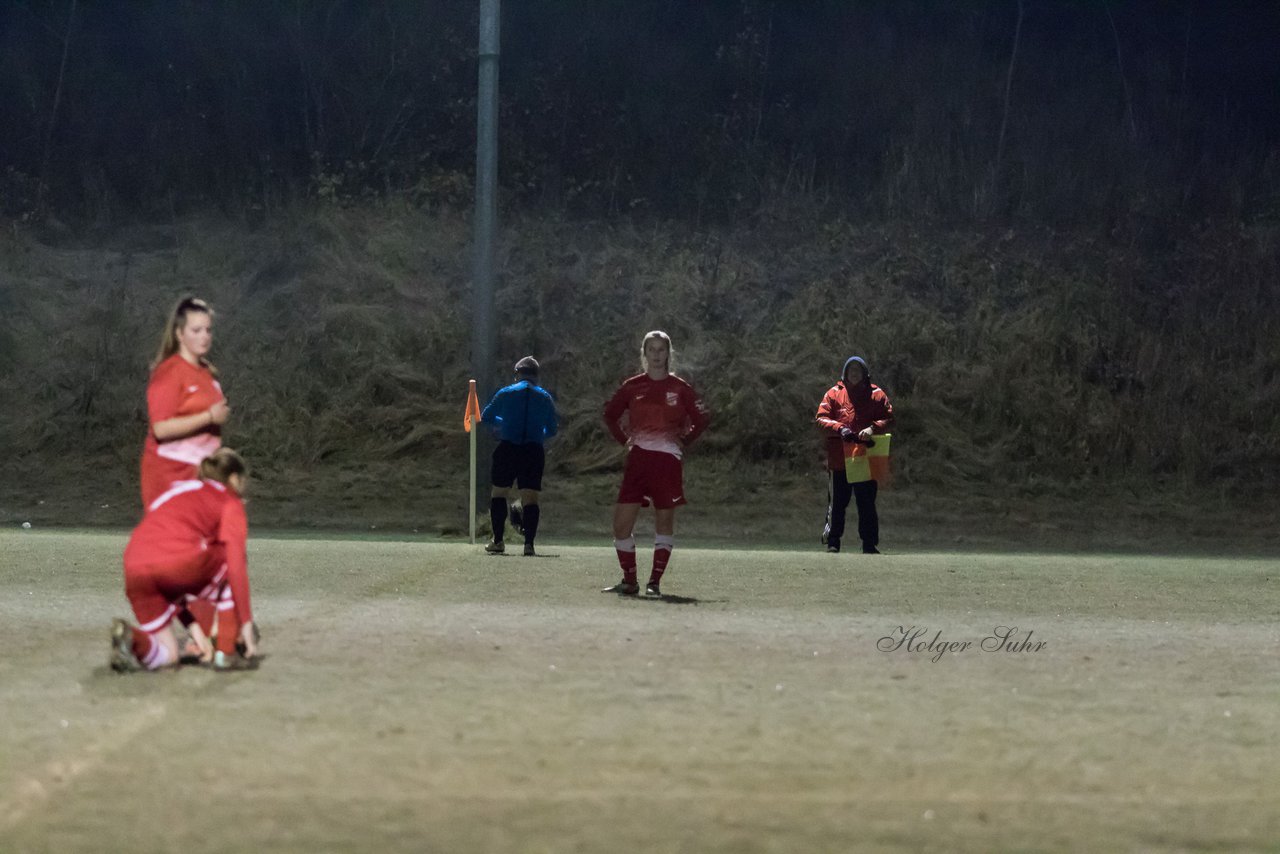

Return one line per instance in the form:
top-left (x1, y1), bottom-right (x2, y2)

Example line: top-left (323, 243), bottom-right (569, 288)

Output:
top-left (481, 381), bottom-right (559, 445)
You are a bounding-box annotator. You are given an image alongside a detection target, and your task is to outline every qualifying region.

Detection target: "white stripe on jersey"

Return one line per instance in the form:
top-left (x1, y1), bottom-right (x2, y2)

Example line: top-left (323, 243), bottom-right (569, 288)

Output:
top-left (148, 479), bottom-right (204, 512)
top-left (216, 582), bottom-right (235, 611)
top-left (193, 563), bottom-right (229, 602)
top-left (148, 478), bottom-right (227, 513)
top-left (156, 432), bottom-right (222, 465)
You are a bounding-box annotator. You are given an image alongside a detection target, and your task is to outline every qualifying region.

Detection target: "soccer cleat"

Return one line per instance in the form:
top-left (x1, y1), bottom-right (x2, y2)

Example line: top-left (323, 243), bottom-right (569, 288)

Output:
top-left (602, 579), bottom-right (639, 595)
top-left (509, 502), bottom-right (524, 536)
top-left (109, 618), bottom-right (143, 673)
top-left (826, 543), bottom-right (840, 554)
top-left (645, 582), bottom-right (662, 598)
top-left (212, 650), bottom-right (259, 671)
top-left (862, 545), bottom-right (881, 554)
top-left (523, 543), bottom-right (536, 556)
top-left (485, 539), bottom-right (505, 554)
top-left (235, 623), bottom-right (262, 657)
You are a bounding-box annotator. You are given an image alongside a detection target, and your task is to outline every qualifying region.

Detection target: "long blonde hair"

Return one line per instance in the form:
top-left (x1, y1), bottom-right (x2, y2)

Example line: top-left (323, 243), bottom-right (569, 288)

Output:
top-left (640, 330), bottom-right (675, 374)
top-left (151, 296), bottom-right (219, 376)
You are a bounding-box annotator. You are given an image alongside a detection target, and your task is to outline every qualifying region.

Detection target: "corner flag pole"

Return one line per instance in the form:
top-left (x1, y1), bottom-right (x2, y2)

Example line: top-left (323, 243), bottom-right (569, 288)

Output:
top-left (463, 379), bottom-right (482, 544)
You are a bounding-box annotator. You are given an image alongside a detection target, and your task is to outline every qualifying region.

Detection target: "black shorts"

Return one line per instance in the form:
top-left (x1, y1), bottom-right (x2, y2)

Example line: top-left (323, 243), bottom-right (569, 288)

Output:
top-left (491, 441), bottom-right (545, 491)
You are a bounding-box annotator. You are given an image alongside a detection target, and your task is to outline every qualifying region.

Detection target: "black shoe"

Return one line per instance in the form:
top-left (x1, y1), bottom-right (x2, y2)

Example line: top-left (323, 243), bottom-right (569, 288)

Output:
top-left (236, 623), bottom-right (262, 657)
top-left (523, 543), bottom-right (536, 556)
top-left (603, 579), bottom-right (639, 595)
top-left (826, 541), bottom-right (840, 553)
top-left (862, 544), bottom-right (880, 554)
top-left (645, 582), bottom-right (661, 597)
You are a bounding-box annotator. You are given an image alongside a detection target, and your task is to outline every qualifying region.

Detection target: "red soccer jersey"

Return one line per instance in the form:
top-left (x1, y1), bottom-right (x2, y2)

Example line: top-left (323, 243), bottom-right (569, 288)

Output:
top-left (603, 373), bottom-right (710, 458)
top-left (124, 479), bottom-right (253, 626)
top-left (144, 354), bottom-right (224, 466)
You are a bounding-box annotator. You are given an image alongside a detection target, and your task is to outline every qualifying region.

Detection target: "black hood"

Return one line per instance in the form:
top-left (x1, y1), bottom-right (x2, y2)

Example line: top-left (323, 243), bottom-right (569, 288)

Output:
top-left (842, 356), bottom-right (870, 386)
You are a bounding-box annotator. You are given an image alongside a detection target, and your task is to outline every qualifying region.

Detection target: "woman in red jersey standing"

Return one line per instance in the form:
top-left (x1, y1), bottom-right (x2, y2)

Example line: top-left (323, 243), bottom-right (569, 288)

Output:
top-left (112, 448), bottom-right (259, 672)
top-left (601, 331), bottom-right (710, 597)
top-left (140, 297), bottom-right (231, 510)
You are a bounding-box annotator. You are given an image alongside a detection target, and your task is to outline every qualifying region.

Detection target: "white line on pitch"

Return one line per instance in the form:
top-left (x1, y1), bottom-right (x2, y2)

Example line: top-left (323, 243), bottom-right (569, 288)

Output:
top-left (0, 701), bottom-right (168, 831)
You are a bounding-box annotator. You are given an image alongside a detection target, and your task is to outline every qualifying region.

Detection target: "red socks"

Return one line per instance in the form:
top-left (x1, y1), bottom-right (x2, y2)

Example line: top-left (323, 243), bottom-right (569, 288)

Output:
top-left (650, 534), bottom-right (674, 585)
top-left (615, 535), bottom-right (675, 585)
top-left (215, 594), bottom-right (240, 655)
top-left (188, 599), bottom-right (216, 637)
top-left (614, 537), bottom-right (637, 582)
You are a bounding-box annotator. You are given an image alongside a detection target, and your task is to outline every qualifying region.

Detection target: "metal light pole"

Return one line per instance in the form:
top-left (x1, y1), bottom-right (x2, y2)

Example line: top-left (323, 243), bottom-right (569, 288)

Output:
top-left (468, 0), bottom-right (500, 531)
top-left (472, 0), bottom-right (500, 400)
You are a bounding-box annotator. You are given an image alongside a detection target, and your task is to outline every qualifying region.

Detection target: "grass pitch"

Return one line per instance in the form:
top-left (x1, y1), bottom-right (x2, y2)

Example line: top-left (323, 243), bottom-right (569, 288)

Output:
top-left (1, 530), bottom-right (1276, 853)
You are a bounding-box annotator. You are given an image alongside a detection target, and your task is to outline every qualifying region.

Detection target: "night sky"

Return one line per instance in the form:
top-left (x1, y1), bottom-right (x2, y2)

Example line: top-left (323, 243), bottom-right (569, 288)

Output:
top-left (2, 0), bottom-right (1277, 225)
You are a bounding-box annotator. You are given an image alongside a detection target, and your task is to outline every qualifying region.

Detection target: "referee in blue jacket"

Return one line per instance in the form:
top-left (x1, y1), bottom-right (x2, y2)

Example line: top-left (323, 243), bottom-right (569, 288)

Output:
top-left (480, 356), bottom-right (559, 555)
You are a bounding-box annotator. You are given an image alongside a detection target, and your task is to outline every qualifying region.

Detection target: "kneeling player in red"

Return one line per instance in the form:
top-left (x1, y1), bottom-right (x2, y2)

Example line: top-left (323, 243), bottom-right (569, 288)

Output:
top-left (601, 330), bottom-right (710, 596)
top-left (112, 448), bottom-right (259, 672)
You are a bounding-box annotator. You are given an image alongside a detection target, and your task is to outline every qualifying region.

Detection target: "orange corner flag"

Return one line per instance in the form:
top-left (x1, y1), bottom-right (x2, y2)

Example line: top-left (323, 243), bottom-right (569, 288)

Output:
top-left (463, 379), bottom-right (482, 432)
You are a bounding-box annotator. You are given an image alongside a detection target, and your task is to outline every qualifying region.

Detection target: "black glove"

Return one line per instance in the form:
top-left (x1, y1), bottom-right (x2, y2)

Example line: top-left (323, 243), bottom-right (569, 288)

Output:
top-left (839, 427), bottom-right (856, 442)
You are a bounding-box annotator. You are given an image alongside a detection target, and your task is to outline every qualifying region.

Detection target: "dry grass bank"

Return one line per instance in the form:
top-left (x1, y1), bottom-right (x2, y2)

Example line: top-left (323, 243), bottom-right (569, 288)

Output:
top-left (1, 205), bottom-right (1277, 547)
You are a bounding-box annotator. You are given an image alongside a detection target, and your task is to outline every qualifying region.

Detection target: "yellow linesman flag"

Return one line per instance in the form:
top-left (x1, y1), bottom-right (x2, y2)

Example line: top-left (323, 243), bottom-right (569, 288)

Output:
top-left (844, 433), bottom-right (892, 487)
top-left (463, 379), bottom-right (482, 432)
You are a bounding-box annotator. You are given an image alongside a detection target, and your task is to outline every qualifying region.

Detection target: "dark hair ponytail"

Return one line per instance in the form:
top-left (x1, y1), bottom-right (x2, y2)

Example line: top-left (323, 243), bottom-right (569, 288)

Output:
top-left (198, 447), bottom-right (247, 486)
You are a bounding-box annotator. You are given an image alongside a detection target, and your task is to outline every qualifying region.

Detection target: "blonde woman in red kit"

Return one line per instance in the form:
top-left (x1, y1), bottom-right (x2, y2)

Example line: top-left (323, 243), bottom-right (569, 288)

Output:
top-left (140, 296), bottom-right (230, 509)
top-left (139, 296), bottom-right (232, 646)
top-left (601, 331), bottom-right (710, 597)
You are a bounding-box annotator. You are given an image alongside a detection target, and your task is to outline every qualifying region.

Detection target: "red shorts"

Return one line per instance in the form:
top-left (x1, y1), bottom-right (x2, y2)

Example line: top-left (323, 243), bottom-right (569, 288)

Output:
top-left (124, 544), bottom-right (227, 633)
top-left (617, 447), bottom-right (686, 510)
top-left (140, 452), bottom-right (198, 510)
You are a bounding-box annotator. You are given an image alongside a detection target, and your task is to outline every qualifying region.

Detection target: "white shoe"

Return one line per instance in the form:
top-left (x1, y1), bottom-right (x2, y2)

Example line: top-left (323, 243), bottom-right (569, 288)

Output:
top-left (212, 650), bottom-right (259, 671)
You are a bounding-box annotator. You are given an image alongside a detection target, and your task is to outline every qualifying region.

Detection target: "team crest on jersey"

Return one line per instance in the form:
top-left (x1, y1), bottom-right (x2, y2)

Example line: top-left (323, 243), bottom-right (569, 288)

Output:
top-left (666, 391), bottom-right (679, 406)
